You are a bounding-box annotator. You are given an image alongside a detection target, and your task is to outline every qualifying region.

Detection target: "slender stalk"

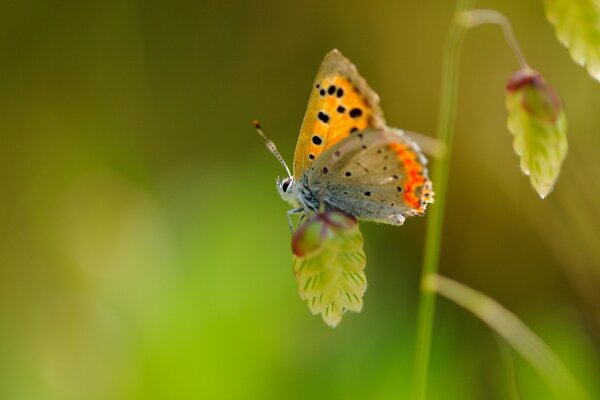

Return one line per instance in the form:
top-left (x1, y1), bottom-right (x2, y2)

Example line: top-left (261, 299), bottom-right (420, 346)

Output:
top-left (410, 0), bottom-right (475, 399)
top-left (462, 9), bottom-right (530, 69)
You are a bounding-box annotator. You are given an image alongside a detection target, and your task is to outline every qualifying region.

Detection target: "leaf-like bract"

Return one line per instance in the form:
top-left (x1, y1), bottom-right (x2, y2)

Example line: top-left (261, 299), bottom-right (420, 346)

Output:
top-left (506, 69), bottom-right (568, 198)
top-left (546, 0), bottom-right (600, 82)
top-left (292, 211), bottom-right (367, 327)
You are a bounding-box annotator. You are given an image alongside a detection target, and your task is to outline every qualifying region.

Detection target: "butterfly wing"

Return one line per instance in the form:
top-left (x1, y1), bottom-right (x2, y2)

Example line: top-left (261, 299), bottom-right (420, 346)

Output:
top-left (293, 49), bottom-right (386, 179)
top-left (307, 127), bottom-right (434, 225)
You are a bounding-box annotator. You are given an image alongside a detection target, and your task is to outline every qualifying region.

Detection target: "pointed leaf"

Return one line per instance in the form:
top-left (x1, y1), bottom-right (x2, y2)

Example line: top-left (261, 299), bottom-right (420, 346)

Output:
top-left (506, 69), bottom-right (568, 198)
top-left (292, 211), bottom-right (367, 327)
top-left (546, 0), bottom-right (600, 82)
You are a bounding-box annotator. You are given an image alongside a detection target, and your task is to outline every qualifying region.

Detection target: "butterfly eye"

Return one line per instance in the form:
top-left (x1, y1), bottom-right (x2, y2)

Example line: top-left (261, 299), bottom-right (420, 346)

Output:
top-left (282, 179), bottom-right (292, 192)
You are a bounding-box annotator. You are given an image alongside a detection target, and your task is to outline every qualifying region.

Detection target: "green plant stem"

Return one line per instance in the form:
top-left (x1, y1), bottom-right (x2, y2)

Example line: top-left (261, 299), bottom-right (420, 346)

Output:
top-left (410, 0), bottom-right (475, 399)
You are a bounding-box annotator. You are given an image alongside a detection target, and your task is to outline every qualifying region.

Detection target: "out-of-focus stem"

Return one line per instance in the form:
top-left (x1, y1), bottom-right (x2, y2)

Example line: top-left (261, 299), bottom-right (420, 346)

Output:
top-left (410, 0), bottom-right (475, 399)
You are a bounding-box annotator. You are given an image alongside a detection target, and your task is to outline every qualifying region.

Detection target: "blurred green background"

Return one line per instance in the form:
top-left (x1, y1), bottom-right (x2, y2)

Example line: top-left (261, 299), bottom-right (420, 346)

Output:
top-left (1, 0), bottom-right (599, 399)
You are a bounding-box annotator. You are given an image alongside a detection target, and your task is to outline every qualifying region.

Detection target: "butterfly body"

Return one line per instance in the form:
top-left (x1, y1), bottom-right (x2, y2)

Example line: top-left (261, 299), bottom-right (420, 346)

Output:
top-left (278, 127), bottom-right (433, 225)
top-left (273, 49), bottom-right (433, 228)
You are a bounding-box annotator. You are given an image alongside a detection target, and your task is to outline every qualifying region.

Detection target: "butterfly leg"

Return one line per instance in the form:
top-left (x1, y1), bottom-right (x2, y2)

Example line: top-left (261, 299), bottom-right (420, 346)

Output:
top-left (287, 207), bottom-right (304, 233)
top-left (297, 213), bottom-right (307, 228)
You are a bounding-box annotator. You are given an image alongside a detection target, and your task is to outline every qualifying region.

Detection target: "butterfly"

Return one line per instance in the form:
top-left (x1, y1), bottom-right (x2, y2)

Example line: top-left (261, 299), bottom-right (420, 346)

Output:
top-left (257, 49), bottom-right (434, 230)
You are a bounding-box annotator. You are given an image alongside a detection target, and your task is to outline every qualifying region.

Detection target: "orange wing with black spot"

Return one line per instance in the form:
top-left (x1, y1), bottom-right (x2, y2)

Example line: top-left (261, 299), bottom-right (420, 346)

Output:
top-left (293, 49), bottom-right (386, 179)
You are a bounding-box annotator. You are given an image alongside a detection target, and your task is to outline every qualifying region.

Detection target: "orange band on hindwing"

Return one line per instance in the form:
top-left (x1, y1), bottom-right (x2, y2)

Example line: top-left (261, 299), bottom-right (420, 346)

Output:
top-left (389, 142), bottom-right (433, 213)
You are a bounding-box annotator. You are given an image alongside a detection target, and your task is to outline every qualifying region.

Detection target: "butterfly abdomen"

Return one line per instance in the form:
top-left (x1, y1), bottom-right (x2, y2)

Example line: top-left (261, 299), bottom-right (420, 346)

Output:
top-left (298, 176), bottom-right (321, 213)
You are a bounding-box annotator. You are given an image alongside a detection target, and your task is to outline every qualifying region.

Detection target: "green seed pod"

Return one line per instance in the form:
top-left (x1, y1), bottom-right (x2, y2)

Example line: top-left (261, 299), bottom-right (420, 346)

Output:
top-left (506, 69), bottom-right (568, 198)
top-left (291, 211), bottom-right (367, 327)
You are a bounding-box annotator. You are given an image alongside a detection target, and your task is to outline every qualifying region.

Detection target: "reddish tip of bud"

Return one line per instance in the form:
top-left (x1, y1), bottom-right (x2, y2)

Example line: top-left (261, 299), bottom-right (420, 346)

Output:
top-left (321, 211), bottom-right (357, 230)
top-left (291, 216), bottom-right (328, 257)
top-left (291, 211), bottom-right (356, 257)
top-left (506, 69), bottom-right (544, 92)
top-left (252, 120), bottom-right (261, 129)
top-left (507, 69), bottom-right (563, 122)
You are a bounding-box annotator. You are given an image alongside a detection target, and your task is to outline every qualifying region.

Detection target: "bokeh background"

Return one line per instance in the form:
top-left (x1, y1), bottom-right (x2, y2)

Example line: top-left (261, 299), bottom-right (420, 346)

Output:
top-left (1, 0), bottom-right (599, 399)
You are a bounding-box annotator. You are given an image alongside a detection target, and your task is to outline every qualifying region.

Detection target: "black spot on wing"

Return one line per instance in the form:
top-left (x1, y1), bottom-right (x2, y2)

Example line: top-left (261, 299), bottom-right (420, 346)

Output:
top-left (350, 108), bottom-right (363, 118)
top-left (317, 111), bottom-right (330, 123)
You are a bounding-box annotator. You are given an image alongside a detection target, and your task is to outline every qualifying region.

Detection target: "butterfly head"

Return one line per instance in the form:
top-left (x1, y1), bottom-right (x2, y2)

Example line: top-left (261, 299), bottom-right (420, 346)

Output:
top-left (276, 176), bottom-right (300, 207)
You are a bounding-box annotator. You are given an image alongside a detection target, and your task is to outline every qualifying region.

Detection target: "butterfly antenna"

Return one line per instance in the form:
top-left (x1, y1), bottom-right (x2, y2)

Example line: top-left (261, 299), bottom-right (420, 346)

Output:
top-left (253, 120), bottom-right (292, 178)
